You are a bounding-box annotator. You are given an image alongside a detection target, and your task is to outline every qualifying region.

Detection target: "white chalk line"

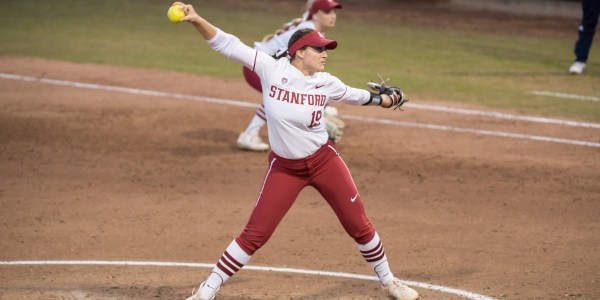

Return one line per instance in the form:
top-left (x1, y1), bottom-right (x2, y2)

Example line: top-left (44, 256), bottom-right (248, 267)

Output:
top-left (1, 73), bottom-right (599, 148)
top-left (530, 90), bottom-right (600, 103)
top-left (340, 114), bottom-right (600, 148)
top-left (406, 102), bottom-right (600, 129)
top-left (0, 260), bottom-right (496, 300)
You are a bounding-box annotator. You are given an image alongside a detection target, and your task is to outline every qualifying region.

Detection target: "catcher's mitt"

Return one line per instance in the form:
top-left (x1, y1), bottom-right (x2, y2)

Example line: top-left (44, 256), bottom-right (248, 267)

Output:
top-left (367, 76), bottom-right (408, 110)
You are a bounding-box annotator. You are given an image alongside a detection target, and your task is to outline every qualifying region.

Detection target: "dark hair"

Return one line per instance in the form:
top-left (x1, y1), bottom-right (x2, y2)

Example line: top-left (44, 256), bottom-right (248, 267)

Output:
top-left (272, 28), bottom-right (315, 60)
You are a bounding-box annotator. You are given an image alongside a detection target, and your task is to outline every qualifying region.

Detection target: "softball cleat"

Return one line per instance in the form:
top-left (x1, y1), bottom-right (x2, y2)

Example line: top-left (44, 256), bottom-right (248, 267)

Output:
top-left (382, 277), bottom-right (419, 300)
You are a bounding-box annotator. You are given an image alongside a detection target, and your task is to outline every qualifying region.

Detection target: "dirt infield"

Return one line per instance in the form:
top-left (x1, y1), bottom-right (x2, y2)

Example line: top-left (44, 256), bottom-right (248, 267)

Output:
top-left (1, 55), bottom-right (599, 299)
top-left (0, 4), bottom-right (599, 298)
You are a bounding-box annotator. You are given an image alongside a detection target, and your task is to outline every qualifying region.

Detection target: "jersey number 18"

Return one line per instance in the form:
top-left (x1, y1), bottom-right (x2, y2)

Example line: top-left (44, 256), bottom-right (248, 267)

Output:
top-left (308, 110), bottom-right (322, 128)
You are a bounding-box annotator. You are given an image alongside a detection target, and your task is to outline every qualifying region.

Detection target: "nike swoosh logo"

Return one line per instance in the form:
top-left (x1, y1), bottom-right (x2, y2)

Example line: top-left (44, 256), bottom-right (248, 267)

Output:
top-left (316, 84), bottom-right (325, 89)
top-left (351, 194), bottom-right (359, 202)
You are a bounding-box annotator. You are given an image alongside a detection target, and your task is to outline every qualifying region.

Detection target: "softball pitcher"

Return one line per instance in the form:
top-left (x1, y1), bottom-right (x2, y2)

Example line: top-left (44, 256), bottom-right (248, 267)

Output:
top-left (238, 0), bottom-right (343, 151)
top-left (174, 2), bottom-right (418, 300)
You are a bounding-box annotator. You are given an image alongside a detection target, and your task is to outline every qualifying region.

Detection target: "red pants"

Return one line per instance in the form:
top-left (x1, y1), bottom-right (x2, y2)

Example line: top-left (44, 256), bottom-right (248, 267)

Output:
top-left (235, 141), bottom-right (376, 255)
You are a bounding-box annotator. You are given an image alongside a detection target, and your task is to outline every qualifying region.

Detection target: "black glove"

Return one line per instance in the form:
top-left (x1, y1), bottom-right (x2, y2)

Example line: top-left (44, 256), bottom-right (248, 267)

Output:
top-left (367, 80), bottom-right (408, 110)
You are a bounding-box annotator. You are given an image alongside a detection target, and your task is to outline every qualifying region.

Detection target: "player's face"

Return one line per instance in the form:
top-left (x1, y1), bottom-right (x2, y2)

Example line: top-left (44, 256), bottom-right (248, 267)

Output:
top-left (313, 9), bottom-right (337, 31)
top-left (301, 46), bottom-right (328, 73)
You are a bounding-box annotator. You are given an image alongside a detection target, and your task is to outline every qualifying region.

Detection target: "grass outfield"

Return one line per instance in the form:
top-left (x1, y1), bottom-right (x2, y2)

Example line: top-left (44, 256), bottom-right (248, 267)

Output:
top-left (1, 0), bottom-right (599, 122)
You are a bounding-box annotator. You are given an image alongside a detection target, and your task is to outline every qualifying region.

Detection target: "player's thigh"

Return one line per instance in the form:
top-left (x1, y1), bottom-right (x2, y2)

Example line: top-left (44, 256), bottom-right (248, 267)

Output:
top-left (311, 156), bottom-right (371, 233)
top-left (248, 167), bottom-right (307, 230)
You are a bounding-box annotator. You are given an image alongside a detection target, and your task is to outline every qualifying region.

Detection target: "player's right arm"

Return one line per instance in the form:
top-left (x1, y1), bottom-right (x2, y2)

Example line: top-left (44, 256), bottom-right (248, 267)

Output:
top-left (176, 2), bottom-right (275, 72)
top-left (177, 2), bottom-right (217, 40)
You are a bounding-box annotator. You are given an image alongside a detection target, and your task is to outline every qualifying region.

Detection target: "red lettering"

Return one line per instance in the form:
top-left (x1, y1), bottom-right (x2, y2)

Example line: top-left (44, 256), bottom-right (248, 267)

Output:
top-left (291, 92), bottom-right (299, 104)
top-left (270, 92), bottom-right (330, 106)
top-left (269, 85), bottom-right (276, 98)
top-left (308, 110), bottom-right (323, 128)
top-left (282, 90), bottom-right (290, 102)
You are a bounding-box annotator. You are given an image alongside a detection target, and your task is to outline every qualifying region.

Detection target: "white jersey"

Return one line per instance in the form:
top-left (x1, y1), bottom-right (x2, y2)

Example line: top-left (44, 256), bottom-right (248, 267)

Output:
top-left (208, 29), bottom-right (371, 159)
top-left (254, 20), bottom-right (316, 55)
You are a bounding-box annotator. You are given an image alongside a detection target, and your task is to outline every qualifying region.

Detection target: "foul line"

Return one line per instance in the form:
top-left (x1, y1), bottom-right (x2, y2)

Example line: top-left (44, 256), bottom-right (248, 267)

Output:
top-left (1, 73), bottom-right (599, 148)
top-left (530, 90), bottom-right (600, 103)
top-left (406, 102), bottom-right (600, 129)
top-left (0, 260), bottom-right (496, 300)
top-left (340, 114), bottom-right (600, 148)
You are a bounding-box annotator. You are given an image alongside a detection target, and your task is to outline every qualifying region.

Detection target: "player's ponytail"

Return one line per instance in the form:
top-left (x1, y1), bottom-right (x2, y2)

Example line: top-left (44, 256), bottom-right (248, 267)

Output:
top-left (261, 18), bottom-right (304, 43)
top-left (272, 49), bottom-right (289, 60)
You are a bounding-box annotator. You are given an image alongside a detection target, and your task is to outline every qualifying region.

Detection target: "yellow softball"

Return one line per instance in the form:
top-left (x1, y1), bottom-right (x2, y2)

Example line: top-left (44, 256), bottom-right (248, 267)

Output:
top-left (167, 4), bottom-right (186, 23)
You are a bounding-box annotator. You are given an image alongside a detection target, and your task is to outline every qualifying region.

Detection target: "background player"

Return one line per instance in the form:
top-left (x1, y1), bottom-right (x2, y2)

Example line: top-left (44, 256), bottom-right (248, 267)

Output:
top-left (175, 2), bottom-right (418, 300)
top-left (569, 0), bottom-right (600, 74)
top-left (237, 0), bottom-right (343, 151)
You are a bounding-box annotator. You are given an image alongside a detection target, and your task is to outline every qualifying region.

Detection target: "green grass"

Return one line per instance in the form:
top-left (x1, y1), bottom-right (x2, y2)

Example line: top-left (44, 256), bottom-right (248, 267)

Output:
top-left (1, 0), bottom-right (599, 122)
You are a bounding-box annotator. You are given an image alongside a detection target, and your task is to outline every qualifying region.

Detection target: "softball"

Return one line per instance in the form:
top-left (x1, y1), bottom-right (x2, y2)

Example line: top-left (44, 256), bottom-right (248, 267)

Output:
top-left (167, 4), bottom-right (186, 23)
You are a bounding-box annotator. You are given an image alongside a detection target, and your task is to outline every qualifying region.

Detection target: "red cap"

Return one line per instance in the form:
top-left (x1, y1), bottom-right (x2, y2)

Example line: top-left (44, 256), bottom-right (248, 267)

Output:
top-left (288, 31), bottom-right (338, 57)
top-left (308, 0), bottom-right (342, 20)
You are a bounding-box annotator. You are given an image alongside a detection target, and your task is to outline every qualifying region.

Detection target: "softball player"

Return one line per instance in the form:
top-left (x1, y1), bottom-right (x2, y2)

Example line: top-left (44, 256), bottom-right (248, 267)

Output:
top-left (174, 2), bottom-right (418, 300)
top-left (237, 0), bottom-right (342, 151)
top-left (569, 0), bottom-right (600, 74)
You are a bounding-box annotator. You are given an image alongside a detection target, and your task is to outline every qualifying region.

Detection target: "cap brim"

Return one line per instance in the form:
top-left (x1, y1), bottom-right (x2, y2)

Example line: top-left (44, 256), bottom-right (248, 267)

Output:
top-left (308, 1), bottom-right (342, 20)
top-left (310, 38), bottom-right (338, 51)
top-left (322, 3), bottom-right (342, 12)
top-left (289, 31), bottom-right (338, 56)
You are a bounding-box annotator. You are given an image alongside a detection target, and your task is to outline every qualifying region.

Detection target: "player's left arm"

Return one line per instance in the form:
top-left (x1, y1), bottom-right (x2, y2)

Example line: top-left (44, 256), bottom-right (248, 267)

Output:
top-left (328, 76), bottom-right (405, 109)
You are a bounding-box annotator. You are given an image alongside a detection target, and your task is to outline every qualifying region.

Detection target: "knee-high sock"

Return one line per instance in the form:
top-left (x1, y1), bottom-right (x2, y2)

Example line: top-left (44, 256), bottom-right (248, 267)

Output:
top-left (201, 240), bottom-right (252, 298)
top-left (244, 107), bottom-right (266, 136)
top-left (356, 232), bottom-right (394, 285)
